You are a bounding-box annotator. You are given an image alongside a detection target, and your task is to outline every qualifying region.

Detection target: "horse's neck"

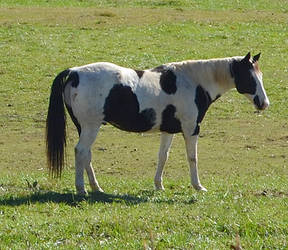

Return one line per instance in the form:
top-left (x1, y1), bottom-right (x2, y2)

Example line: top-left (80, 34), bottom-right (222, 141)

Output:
top-left (173, 58), bottom-right (235, 99)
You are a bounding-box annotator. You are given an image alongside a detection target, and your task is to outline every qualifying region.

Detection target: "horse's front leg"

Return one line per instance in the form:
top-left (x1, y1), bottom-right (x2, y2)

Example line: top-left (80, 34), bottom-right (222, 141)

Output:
top-left (154, 133), bottom-right (174, 190)
top-left (183, 132), bottom-right (207, 192)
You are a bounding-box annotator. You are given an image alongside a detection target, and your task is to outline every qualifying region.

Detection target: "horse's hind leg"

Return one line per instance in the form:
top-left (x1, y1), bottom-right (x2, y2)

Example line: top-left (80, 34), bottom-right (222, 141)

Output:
top-left (75, 124), bottom-right (102, 195)
top-left (154, 133), bottom-right (174, 190)
top-left (86, 162), bottom-right (103, 193)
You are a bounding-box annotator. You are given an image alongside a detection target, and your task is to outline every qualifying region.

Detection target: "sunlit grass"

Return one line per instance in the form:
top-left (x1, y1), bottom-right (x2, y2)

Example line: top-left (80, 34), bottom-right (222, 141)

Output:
top-left (0, 1), bottom-right (287, 249)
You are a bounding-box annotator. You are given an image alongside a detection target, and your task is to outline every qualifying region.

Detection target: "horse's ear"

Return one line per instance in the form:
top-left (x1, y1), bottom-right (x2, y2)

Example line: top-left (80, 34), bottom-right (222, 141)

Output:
top-left (253, 53), bottom-right (261, 62)
top-left (242, 52), bottom-right (251, 62)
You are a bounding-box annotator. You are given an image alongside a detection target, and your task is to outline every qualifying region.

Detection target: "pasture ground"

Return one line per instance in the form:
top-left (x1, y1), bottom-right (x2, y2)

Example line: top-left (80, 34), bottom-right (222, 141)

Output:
top-left (0, 0), bottom-right (287, 248)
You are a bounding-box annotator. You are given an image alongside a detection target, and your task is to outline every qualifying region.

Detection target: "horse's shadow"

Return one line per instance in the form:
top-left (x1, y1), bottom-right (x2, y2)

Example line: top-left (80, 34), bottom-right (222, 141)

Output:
top-left (0, 189), bottom-right (197, 207)
top-left (0, 191), bottom-right (148, 207)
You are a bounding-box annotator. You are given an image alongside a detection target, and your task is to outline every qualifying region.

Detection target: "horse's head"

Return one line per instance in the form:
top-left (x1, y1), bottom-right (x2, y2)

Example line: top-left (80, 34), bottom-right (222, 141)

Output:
top-left (231, 52), bottom-right (269, 110)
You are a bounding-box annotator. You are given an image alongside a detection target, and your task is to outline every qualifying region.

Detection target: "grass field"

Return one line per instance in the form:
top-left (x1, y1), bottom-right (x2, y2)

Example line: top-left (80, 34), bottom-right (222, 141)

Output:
top-left (0, 0), bottom-right (287, 249)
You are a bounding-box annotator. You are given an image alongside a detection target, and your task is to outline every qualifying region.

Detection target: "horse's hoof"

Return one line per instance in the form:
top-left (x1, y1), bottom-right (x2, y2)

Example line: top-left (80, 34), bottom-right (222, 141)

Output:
top-left (94, 188), bottom-right (104, 193)
top-left (154, 183), bottom-right (165, 191)
top-left (154, 180), bottom-right (165, 191)
top-left (91, 185), bottom-right (104, 193)
top-left (76, 189), bottom-right (88, 196)
top-left (199, 187), bottom-right (207, 192)
top-left (193, 185), bottom-right (207, 192)
top-left (155, 186), bottom-right (165, 191)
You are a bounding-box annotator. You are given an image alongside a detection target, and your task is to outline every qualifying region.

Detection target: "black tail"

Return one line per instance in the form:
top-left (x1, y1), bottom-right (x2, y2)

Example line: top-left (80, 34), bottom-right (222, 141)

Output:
top-left (46, 69), bottom-right (70, 177)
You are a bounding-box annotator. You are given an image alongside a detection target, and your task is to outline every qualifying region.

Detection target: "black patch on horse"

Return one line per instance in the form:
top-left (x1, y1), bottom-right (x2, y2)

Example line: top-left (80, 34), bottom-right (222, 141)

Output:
top-left (253, 95), bottom-right (261, 109)
top-left (152, 65), bottom-right (177, 95)
top-left (66, 71), bottom-right (79, 88)
top-left (103, 84), bottom-right (156, 132)
top-left (230, 59), bottom-right (256, 95)
top-left (193, 85), bottom-right (212, 135)
top-left (160, 105), bottom-right (182, 134)
top-left (66, 104), bottom-right (81, 136)
top-left (61, 71), bottom-right (81, 135)
top-left (135, 70), bottom-right (144, 78)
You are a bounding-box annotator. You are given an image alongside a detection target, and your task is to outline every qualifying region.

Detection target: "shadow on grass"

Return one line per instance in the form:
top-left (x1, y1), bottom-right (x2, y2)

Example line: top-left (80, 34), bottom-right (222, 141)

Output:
top-left (0, 190), bottom-right (197, 207)
top-left (0, 191), bottom-right (146, 207)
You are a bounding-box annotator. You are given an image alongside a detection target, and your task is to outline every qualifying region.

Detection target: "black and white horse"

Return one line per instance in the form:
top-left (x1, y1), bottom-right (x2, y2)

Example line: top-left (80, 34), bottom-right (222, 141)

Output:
top-left (46, 52), bottom-right (269, 195)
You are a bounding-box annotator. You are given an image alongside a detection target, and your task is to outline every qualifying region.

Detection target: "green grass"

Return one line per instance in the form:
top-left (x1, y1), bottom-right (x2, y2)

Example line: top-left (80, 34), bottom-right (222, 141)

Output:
top-left (0, 1), bottom-right (288, 249)
top-left (1, 0), bottom-right (288, 12)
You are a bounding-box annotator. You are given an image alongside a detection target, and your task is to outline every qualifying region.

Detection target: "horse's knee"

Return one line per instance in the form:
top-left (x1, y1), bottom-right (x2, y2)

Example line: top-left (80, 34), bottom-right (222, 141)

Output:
top-left (75, 145), bottom-right (83, 155)
top-left (75, 145), bottom-right (90, 160)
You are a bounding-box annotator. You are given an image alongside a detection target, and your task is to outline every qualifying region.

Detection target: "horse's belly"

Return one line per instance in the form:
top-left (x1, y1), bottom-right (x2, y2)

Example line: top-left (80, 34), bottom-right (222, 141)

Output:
top-left (103, 84), bottom-right (157, 132)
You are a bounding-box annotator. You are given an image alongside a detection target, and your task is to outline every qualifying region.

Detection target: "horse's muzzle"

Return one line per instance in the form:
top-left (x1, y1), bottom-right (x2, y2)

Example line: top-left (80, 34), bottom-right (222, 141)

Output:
top-left (254, 95), bottom-right (269, 110)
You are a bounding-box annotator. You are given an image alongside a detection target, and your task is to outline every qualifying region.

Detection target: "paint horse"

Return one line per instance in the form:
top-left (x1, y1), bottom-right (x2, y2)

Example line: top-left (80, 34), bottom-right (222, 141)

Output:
top-left (46, 52), bottom-right (269, 195)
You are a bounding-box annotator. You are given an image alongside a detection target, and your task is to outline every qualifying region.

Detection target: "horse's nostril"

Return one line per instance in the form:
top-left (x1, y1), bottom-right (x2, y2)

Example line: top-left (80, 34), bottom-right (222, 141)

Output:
top-left (262, 99), bottom-right (269, 110)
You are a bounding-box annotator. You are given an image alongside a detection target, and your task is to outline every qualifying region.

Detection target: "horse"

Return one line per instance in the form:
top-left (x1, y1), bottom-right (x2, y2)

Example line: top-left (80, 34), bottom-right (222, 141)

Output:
top-left (46, 52), bottom-right (269, 195)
